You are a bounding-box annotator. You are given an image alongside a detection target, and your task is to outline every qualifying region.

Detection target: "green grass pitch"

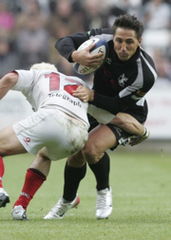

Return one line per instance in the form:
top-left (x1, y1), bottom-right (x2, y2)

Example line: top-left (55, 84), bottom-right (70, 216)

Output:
top-left (0, 150), bottom-right (171, 240)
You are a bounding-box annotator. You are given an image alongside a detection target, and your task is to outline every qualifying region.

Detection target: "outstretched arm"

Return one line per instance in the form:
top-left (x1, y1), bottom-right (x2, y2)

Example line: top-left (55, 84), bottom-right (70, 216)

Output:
top-left (0, 72), bottom-right (18, 99)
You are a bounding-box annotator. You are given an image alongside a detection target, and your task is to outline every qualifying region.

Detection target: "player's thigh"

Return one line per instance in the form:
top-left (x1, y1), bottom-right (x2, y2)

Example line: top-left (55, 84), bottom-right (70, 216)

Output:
top-left (84, 124), bottom-right (117, 156)
top-left (0, 126), bottom-right (26, 156)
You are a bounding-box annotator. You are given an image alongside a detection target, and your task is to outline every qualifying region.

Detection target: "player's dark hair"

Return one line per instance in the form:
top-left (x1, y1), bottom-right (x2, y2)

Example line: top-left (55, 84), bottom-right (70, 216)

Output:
top-left (112, 14), bottom-right (144, 39)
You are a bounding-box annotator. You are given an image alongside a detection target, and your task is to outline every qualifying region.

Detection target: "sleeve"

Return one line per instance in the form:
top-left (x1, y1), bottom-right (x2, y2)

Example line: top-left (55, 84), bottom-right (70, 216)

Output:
top-left (55, 28), bottom-right (112, 62)
top-left (90, 89), bottom-right (147, 115)
top-left (91, 71), bottom-right (156, 114)
top-left (90, 93), bottom-right (121, 114)
top-left (55, 32), bottom-right (89, 62)
top-left (12, 70), bottom-right (34, 93)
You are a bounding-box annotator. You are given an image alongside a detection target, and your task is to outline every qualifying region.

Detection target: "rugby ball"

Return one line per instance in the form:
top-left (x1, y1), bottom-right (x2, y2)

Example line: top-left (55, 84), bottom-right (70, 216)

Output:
top-left (73, 37), bottom-right (108, 75)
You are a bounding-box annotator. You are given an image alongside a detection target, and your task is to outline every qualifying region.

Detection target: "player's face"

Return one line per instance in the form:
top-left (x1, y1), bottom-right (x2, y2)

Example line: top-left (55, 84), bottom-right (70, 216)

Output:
top-left (113, 27), bottom-right (141, 61)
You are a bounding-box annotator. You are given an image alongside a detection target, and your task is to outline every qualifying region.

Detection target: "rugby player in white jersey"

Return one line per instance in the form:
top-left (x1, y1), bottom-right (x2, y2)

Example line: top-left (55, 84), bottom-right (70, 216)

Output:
top-left (0, 62), bottom-right (92, 219)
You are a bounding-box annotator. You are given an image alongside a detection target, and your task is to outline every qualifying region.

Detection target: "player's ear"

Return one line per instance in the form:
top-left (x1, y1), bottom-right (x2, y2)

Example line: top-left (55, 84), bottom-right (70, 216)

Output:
top-left (138, 37), bottom-right (142, 45)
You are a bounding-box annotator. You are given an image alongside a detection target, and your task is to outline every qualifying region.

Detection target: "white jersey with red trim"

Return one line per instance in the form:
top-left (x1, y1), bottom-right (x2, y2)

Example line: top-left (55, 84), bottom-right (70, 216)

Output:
top-left (12, 69), bottom-right (89, 127)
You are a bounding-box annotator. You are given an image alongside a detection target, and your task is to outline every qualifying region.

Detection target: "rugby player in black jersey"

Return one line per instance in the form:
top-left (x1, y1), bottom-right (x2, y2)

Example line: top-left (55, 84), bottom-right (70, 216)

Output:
top-left (44, 14), bottom-right (157, 220)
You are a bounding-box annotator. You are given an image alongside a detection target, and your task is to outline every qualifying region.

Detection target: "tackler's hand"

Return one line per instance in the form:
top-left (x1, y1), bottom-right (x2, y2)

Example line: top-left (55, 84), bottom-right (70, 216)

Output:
top-left (73, 86), bottom-right (94, 102)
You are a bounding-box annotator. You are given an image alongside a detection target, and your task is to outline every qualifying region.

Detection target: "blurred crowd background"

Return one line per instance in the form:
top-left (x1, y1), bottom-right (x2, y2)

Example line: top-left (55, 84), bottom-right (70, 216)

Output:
top-left (0, 0), bottom-right (171, 84)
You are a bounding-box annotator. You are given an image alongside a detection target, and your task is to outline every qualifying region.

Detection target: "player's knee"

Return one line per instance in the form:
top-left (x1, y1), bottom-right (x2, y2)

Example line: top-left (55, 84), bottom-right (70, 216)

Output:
top-left (82, 144), bottom-right (103, 164)
top-left (0, 145), bottom-right (11, 156)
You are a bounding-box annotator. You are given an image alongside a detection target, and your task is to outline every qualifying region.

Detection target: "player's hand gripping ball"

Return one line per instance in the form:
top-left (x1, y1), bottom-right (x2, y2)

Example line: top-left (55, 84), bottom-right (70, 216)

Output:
top-left (73, 38), bottom-right (108, 75)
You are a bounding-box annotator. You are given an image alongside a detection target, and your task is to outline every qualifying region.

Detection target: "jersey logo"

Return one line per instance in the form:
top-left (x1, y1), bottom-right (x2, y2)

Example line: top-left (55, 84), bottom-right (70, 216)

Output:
top-left (105, 58), bottom-right (112, 64)
top-left (118, 74), bottom-right (128, 87)
top-left (23, 137), bottom-right (31, 144)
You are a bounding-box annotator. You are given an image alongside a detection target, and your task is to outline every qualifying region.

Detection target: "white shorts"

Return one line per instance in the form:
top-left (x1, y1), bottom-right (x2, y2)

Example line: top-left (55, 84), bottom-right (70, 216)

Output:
top-left (13, 108), bottom-right (88, 160)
